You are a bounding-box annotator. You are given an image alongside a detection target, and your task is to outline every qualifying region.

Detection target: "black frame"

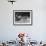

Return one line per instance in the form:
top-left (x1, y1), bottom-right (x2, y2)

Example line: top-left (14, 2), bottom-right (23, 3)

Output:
top-left (13, 10), bottom-right (33, 26)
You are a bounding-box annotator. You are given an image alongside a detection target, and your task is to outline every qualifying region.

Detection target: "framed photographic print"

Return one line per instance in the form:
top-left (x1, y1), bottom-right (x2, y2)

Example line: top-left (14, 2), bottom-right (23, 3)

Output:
top-left (13, 10), bottom-right (32, 25)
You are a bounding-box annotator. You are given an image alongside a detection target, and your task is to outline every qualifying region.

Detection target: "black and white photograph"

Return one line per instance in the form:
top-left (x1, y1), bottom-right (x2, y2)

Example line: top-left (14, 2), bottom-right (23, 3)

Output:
top-left (13, 10), bottom-right (32, 25)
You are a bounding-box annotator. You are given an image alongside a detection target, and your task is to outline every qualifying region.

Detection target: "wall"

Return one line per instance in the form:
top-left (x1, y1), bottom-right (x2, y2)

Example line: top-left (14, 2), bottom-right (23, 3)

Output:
top-left (0, 0), bottom-right (46, 42)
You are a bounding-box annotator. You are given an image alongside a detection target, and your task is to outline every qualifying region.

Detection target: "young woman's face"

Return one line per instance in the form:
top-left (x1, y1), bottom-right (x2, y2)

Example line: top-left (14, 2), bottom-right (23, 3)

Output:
top-left (18, 15), bottom-right (22, 19)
